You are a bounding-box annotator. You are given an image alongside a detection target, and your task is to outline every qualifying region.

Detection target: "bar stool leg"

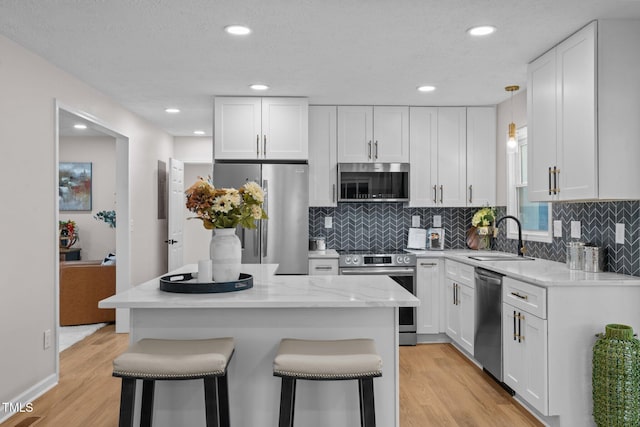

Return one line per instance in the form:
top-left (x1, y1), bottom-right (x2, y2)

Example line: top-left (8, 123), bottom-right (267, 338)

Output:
top-left (118, 378), bottom-right (136, 427)
top-left (358, 378), bottom-right (376, 427)
top-left (217, 374), bottom-right (230, 427)
top-left (140, 380), bottom-right (155, 427)
top-left (278, 377), bottom-right (296, 427)
top-left (204, 376), bottom-right (220, 427)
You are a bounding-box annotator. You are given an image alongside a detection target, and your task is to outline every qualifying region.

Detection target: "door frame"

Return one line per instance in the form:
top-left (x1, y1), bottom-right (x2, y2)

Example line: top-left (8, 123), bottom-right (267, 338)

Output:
top-left (54, 101), bottom-right (131, 377)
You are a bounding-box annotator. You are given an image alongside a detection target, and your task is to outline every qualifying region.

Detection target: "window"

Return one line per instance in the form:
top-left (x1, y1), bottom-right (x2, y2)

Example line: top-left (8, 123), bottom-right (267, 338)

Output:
top-left (506, 127), bottom-right (552, 243)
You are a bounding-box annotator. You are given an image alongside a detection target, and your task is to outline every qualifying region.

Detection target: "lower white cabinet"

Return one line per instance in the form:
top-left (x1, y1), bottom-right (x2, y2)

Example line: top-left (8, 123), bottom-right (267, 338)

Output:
top-left (416, 260), bottom-right (441, 334)
top-left (444, 260), bottom-right (475, 355)
top-left (308, 258), bottom-right (339, 275)
top-left (502, 277), bottom-right (549, 415)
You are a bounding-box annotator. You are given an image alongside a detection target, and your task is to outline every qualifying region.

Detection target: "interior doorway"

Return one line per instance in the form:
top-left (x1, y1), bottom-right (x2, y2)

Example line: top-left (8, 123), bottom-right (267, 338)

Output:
top-left (55, 102), bottom-right (131, 377)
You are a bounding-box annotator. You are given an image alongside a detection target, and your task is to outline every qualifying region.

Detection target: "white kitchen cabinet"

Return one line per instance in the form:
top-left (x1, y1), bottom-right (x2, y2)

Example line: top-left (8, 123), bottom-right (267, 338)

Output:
top-left (214, 97), bottom-right (308, 160)
top-left (502, 277), bottom-right (548, 416)
top-left (337, 106), bottom-right (409, 163)
top-left (466, 107), bottom-right (496, 206)
top-left (308, 258), bottom-right (339, 275)
top-left (409, 107), bottom-right (467, 207)
top-left (528, 20), bottom-right (640, 201)
top-left (416, 259), bottom-right (441, 334)
top-left (444, 260), bottom-right (475, 355)
top-left (309, 106), bottom-right (337, 207)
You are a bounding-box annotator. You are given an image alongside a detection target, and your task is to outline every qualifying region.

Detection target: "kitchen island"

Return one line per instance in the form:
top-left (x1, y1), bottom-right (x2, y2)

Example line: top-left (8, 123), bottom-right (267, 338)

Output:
top-left (99, 264), bottom-right (418, 427)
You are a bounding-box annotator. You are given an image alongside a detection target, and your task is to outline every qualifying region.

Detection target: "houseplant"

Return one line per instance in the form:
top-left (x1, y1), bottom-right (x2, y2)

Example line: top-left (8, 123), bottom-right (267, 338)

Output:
top-left (59, 219), bottom-right (78, 249)
top-left (94, 210), bottom-right (116, 228)
top-left (471, 207), bottom-right (496, 250)
top-left (185, 177), bottom-right (267, 282)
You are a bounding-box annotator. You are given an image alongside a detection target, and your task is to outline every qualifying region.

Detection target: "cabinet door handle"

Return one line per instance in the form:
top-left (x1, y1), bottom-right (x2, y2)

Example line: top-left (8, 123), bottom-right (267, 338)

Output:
top-left (513, 310), bottom-right (517, 341)
top-left (368, 141), bottom-right (372, 159)
top-left (332, 184), bottom-right (336, 203)
top-left (468, 185), bottom-right (473, 203)
top-left (263, 135), bottom-right (267, 156)
top-left (548, 167), bottom-right (553, 195)
top-left (374, 141), bottom-right (379, 160)
top-left (554, 166), bottom-right (560, 194)
top-left (433, 185), bottom-right (437, 204)
top-left (256, 134), bottom-right (260, 156)
top-left (519, 313), bottom-right (525, 342)
top-left (510, 291), bottom-right (528, 301)
top-left (453, 283), bottom-right (456, 305)
top-left (455, 283), bottom-right (459, 305)
top-left (314, 266), bottom-right (333, 271)
top-left (439, 185), bottom-right (444, 203)
top-left (420, 263), bottom-right (436, 267)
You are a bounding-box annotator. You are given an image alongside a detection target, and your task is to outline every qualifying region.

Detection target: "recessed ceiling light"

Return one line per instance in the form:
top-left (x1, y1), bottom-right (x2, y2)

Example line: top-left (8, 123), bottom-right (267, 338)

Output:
top-left (73, 124), bottom-right (87, 129)
top-left (417, 85), bottom-right (436, 93)
top-left (250, 84), bottom-right (269, 91)
top-left (225, 25), bottom-right (251, 36)
top-left (165, 108), bottom-right (180, 113)
top-left (467, 25), bottom-right (496, 36)
top-left (193, 130), bottom-right (206, 135)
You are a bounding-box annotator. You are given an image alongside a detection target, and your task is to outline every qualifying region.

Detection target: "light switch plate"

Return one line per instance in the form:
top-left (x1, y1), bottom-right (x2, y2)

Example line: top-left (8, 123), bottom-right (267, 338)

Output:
top-left (433, 215), bottom-right (442, 228)
top-left (553, 220), bottom-right (562, 238)
top-left (324, 217), bottom-right (333, 228)
top-left (412, 215), bottom-right (421, 228)
top-left (616, 223), bottom-right (625, 244)
top-left (570, 221), bottom-right (581, 239)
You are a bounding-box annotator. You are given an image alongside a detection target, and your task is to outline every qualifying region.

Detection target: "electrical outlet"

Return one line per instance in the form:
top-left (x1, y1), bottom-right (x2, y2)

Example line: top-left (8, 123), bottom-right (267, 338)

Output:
top-left (433, 215), bottom-right (442, 228)
top-left (412, 215), bottom-right (421, 228)
top-left (553, 220), bottom-right (562, 238)
top-left (570, 221), bottom-right (581, 239)
top-left (43, 329), bottom-right (51, 350)
top-left (324, 217), bottom-right (333, 229)
top-left (616, 223), bottom-right (625, 244)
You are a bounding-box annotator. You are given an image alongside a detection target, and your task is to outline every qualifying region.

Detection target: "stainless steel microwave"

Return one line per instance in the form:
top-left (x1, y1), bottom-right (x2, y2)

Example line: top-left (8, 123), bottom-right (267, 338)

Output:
top-left (338, 163), bottom-right (410, 202)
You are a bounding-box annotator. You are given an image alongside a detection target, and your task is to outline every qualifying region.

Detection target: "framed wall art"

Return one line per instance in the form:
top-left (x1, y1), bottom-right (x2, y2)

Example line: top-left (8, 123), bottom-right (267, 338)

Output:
top-left (59, 162), bottom-right (92, 211)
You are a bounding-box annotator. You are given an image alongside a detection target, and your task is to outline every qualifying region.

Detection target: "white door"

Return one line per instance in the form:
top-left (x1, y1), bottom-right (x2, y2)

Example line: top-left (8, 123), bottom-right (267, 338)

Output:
top-left (338, 106), bottom-right (373, 162)
top-left (503, 305), bottom-right (525, 393)
top-left (409, 107), bottom-right (438, 207)
top-left (261, 98), bottom-right (309, 160)
top-left (373, 106), bottom-right (409, 162)
top-left (168, 158), bottom-right (185, 271)
top-left (436, 107), bottom-right (467, 207)
top-left (214, 97), bottom-right (262, 160)
top-left (308, 106), bottom-right (338, 207)
top-left (466, 107), bottom-right (497, 206)
top-left (445, 280), bottom-right (460, 342)
top-left (458, 283), bottom-right (475, 355)
top-left (416, 260), bottom-right (441, 334)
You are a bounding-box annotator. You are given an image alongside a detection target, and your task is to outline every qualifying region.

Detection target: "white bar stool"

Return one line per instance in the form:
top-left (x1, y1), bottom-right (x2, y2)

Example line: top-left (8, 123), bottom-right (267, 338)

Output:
top-left (273, 338), bottom-right (382, 427)
top-left (112, 337), bottom-right (234, 427)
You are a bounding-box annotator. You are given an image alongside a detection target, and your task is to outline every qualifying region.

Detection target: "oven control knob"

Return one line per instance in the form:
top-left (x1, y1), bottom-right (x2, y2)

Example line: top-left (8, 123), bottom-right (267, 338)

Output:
top-left (404, 256), bottom-right (411, 264)
top-left (345, 256), bottom-right (351, 264)
top-left (396, 256), bottom-right (403, 264)
top-left (352, 256), bottom-right (360, 265)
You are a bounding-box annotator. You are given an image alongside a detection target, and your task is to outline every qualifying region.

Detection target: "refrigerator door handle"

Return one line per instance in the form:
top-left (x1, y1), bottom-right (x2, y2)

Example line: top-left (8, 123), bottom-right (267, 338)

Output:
top-left (262, 179), bottom-right (268, 257)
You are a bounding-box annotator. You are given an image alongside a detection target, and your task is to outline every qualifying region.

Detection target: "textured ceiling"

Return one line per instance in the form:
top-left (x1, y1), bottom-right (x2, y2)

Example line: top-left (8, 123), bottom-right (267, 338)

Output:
top-left (2, 0), bottom-right (640, 136)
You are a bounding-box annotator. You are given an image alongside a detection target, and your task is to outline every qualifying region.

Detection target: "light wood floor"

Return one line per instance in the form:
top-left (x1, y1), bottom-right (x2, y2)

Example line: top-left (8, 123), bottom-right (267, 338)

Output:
top-left (2, 325), bottom-right (542, 426)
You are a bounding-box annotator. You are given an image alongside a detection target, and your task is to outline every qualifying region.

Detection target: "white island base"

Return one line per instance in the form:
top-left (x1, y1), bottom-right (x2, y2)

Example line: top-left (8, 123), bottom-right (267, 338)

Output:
top-left (100, 264), bottom-right (417, 427)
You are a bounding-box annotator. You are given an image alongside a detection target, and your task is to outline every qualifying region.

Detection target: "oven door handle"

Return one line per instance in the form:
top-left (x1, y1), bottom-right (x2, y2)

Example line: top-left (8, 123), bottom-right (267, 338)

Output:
top-left (340, 267), bottom-right (415, 276)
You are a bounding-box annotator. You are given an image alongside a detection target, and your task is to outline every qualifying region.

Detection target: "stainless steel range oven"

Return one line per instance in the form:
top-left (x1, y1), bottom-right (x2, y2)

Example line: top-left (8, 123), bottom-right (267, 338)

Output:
top-left (338, 251), bottom-right (417, 346)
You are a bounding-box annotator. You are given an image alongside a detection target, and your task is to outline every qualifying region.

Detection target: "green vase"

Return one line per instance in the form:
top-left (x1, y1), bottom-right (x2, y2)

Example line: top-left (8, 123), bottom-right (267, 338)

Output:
top-left (592, 324), bottom-right (640, 426)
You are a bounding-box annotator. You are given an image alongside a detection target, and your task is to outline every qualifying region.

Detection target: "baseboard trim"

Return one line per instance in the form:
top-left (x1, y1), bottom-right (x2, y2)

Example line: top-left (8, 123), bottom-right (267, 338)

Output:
top-left (0, 374), bottom-right (58, 423)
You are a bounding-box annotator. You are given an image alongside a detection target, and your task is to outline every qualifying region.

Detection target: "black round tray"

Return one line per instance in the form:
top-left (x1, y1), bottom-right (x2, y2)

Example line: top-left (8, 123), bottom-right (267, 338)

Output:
top-left (159, 273), bottom-right (253, 294)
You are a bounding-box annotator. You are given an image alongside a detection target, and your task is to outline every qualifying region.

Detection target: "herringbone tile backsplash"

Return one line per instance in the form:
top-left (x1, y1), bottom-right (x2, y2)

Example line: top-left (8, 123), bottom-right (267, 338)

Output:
top-left (309, 201), bottom-right (639, 277)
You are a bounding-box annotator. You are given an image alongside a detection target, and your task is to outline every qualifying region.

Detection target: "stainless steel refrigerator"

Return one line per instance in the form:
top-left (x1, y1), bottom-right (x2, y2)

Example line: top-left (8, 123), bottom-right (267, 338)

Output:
top-left (213, 163), bottom-right (309, 274)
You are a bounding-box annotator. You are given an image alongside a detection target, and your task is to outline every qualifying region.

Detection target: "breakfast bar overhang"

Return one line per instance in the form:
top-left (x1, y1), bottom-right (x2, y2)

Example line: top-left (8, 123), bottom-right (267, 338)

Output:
top-left (99, 264), bottom-right (419, 427)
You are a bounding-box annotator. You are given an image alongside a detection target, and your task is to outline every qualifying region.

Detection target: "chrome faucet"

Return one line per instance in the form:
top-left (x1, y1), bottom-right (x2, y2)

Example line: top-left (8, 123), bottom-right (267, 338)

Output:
top-left (494, 215), bottom-right (525, 257)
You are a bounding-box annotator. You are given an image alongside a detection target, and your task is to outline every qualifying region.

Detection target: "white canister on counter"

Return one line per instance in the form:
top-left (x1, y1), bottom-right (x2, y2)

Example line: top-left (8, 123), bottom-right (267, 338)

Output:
top-left (566, 242), bottom-right (585, 270)
top-left (584, 245), bottom-right (604, 272)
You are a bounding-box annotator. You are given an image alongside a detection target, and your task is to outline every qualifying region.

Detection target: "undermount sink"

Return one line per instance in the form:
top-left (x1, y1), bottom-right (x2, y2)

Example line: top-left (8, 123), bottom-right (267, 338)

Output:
top-left (468, 254), bottom-right (535, 261)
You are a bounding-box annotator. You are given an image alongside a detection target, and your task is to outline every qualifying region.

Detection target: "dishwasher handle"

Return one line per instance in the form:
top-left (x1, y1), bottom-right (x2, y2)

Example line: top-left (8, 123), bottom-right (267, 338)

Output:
top-left (475, 269), bottom-right (504, 286)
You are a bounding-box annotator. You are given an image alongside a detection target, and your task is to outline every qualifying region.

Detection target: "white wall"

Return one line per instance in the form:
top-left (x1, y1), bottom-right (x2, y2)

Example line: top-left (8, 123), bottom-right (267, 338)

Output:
top-left (173, 136), bottom-right (214, 265)
top-left (0, 34), bottom-right (173, 418)
top-left (59, 136), bottom-right (117, 261)
top-left (496, 90), bottom-right (527, 206)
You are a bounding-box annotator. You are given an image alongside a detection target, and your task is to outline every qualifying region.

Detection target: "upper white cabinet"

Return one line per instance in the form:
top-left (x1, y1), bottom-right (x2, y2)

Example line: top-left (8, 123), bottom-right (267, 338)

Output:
top-left (466, 107), bottom-right (496, 206)
top-left (338, 106), bottom-right (409, 163)
top-left (308, 106), bottom-right (338, 207)
top-left (528, 20), bottom-right (640, 201)
top-left (214, 97), bottom-right (308, 160)
top-left (409, 107), bottom-right (468, 207)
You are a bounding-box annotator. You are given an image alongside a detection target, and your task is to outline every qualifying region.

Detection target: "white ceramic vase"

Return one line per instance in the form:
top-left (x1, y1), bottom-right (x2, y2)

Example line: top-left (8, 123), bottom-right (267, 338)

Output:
top-left (210, 228), bottom-right (241, 282)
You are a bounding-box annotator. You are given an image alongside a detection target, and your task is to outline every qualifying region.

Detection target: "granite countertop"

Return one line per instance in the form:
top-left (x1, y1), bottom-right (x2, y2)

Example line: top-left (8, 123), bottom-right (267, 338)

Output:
top-left (99, 263), bottom-right (419, 309)
top-left (408, 249), bottom-right (640, 287)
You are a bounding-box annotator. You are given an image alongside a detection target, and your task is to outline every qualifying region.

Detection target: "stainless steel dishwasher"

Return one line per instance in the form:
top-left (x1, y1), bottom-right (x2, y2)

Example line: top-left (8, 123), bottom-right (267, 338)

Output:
top-left (474, 268), bottom-right (509, 388)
